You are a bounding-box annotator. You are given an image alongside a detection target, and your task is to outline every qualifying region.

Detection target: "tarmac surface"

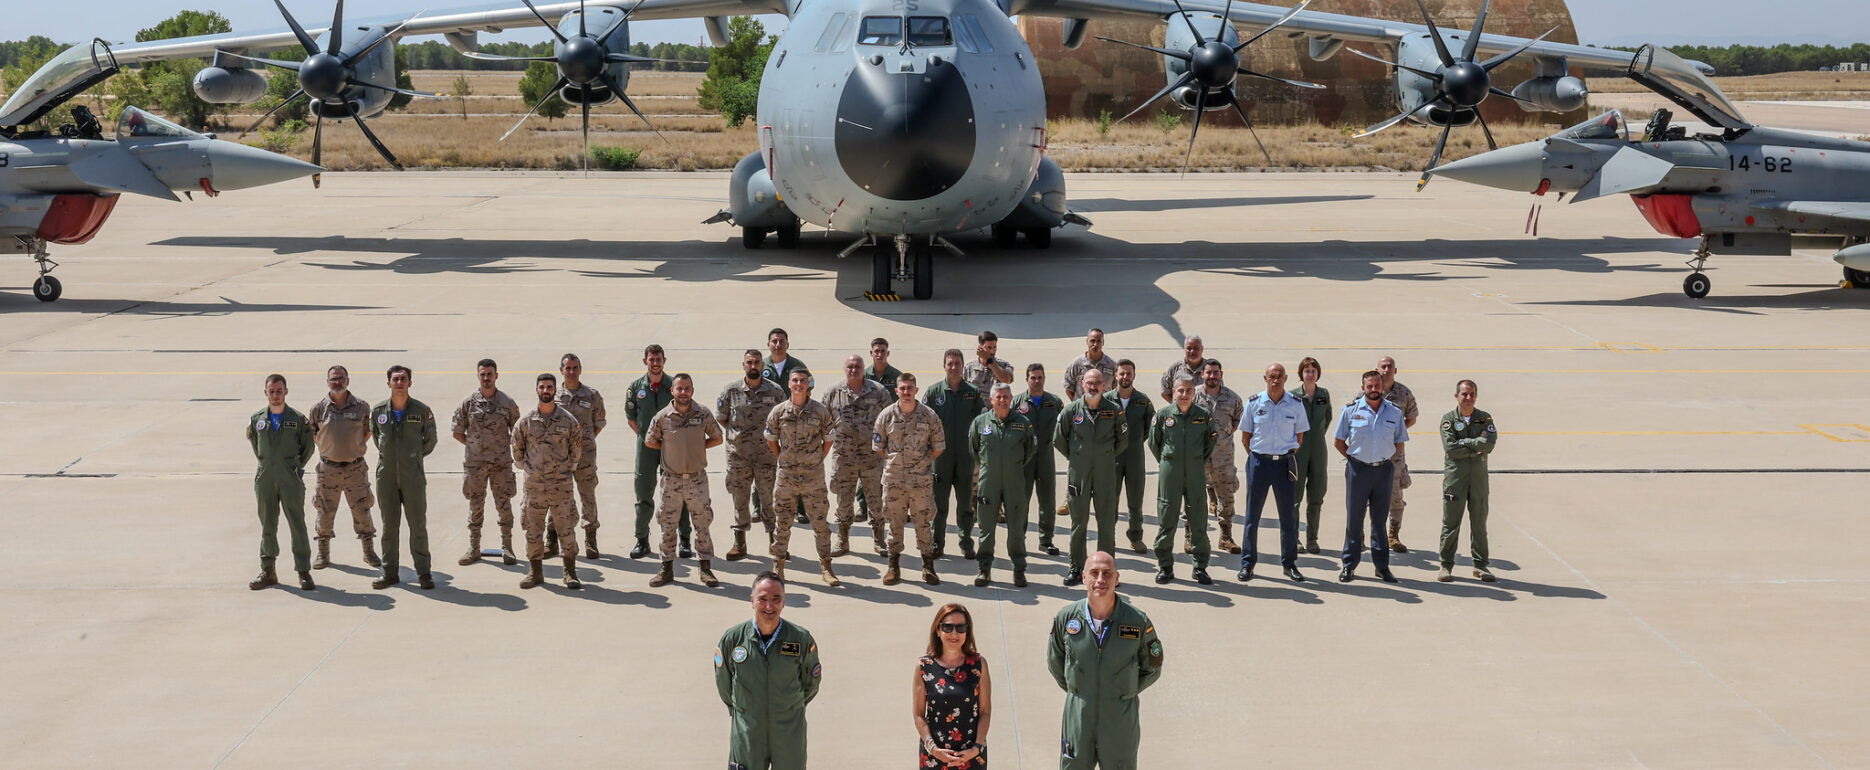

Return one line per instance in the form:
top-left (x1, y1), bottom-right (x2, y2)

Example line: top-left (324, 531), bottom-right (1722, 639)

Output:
top-left (4, 170), bottom-right (1867, 768)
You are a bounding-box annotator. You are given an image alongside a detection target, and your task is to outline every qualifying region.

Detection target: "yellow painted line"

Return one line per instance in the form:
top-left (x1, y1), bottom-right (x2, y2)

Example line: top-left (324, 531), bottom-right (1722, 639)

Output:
top-left (1802, 424), bottom-right (1870, 442)
top-left (1407, 430), bottom-right (1810, 437)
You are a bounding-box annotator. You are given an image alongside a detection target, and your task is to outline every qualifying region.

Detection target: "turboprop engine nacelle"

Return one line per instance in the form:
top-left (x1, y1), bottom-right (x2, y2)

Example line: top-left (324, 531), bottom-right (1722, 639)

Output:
top-left (1390, 33), bottom-right (1478, 128)
top-left (192, 67), bottom-right (270, 104)
top-left (1510, 75), bottom-right (1589, 113)
top-left (1162, 12), bottom-right (1239, 111)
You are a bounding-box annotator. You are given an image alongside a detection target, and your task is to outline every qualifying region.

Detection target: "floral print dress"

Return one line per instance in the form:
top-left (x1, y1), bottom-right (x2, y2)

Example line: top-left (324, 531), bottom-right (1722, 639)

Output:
top-left (919, 654), bottom-right (986, 769)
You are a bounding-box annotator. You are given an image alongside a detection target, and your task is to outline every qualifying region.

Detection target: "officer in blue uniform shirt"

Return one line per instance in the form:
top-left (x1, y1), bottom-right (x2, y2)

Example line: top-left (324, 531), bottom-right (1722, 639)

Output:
top-left (1238, 363), bottom-right (1310, 583)
top-left (1332, 370), bottom-right (1409, 583)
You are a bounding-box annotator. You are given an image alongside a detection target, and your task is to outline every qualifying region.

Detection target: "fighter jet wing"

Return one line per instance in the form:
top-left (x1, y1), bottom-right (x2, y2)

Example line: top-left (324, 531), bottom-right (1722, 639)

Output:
top-left (103, 0), bottom-right (783, 64)
top-left (1752, 201), bottom-right (1870, 228)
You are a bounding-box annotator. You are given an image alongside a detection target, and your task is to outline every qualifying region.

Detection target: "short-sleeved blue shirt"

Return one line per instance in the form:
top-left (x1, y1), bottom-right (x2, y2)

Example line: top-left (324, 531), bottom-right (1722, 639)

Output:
top-left (1241, 390), bottom-right (1309, 454)
top-left (1333, 396), bottom-right (1408, 463)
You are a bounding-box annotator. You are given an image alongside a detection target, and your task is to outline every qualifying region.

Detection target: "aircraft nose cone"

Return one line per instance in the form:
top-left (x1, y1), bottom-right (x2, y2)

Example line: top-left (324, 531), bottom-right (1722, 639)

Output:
top-left (835, 61), bottom-right (975, 201)
top-left (1432, 141), bottom-right (1545, 192)
top-left (205, 140), bottom-right (324, 191)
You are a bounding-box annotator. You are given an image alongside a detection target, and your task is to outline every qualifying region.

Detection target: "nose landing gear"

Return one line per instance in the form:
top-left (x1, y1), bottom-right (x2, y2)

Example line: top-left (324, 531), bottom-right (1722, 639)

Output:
top-left (1682, 240), bottom-right (1711, 300)
top-left (19, 237), bottom-right (62, 302)
top-left (851, 234), bottom-right (955, 300)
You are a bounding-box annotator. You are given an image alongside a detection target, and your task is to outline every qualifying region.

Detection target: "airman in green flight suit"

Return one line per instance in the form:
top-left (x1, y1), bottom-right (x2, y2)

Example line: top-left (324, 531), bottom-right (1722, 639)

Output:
top-left (1047, 551), bottom-right (1164, 770)
top-left (716, 571), bottom-right (822, 770)
top-left (370, 365), bottom-right (438, 590)
top-left (246, 373), bottom-right (317, 591)
top-left (969, 382), bottom-right (1037, 587)
top-left (1054, 368), bottom-right (1128, 586)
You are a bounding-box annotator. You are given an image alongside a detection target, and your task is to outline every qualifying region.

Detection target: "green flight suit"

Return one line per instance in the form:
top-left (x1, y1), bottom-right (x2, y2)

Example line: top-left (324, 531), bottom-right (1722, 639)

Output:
top-left (1439, 408), bottom-right (1498, 569)
top-left (1055, 396), bottom-right (1129, 572)
top-left (1047, 597), bottom-right (1164, 770)
top-left (1148, 404), bottom-right (1214, 571)
top-left (715, 619), bottom-right (823, 770)
top-left (763, 355), bottom-right (809, 387)
top-left (247, 406), bottom-right (316, 572)
top-left (1293, 385), bottom-right (1333, 543)
top-left (1020, 391), bottom-right (1065, 547)
top-left (625, 373), bottom-right (687, 542)
top-left (969, 409), bottom-right (1037, 571)
top-left (924, 379), bottom-right (984, 550)
top-left (1113, 393), bottom-right (1155, 543)
top-left (371, 397), bottom-right (439, 577)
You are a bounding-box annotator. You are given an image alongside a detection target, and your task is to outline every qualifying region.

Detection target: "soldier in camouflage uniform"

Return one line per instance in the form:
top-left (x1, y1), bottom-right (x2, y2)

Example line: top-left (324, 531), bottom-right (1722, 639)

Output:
top-left (821, 355), bottom-right (891, 556)
top-left (720, 349), bottom-right (787, 561)
top-left (925, 349), bottom-right (985, 559)
top-left (554, 353), bottom-right (606, 559)
top-left (452, 359), bottom-right (521, 566)
top-left (1062, 327), bottom-right (1120, 401)
top-left (1377, 356), bottom-right (1420, 553)
top-left (626, 344), bottom-right (689, 561)
top-left (766, 370), bottom-right (839, 585)
top-left (644, 373), bottom-right (724, 588)
top-left (873, 373), bottom-right (946, 586)
top-left (1194, 359), bottom-right (1245, 555)
top-left (1157, 336), bottom-right (1205, 400)
top-left (512, 373), bottom-right (585, 590)
top-left (859, 338), bottom-right (903, 523)
top-left (963, 330), bottom-right (1014, 393)
top-left (1020, 364), bottom-right (1067, 556)
top-left (247, 374), bottom-right (317, 591)
top-left (307, 365), bottom-right (380, 570)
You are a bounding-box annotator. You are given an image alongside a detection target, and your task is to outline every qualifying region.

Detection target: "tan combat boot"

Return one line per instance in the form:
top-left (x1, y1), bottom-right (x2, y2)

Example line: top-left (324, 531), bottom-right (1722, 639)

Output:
top-left (832, 522), bottom-right (851, 557)
top-left (584, 529), bottom-right (600, 560)
top-left (361, 537), bottom-right (382, 568)
top-left (772, 557), bottom-right (786, 583)
top-left (520, 559), bottom-right (544, 589)
top-left (562, 556), bottom-right (582, 589)
top-left (1182, 530), bottom-right (1194, 554)
top-left (500, 529), bottom-right (518, 565)
top-left (820, 558), bottom-right (841, 587)
top-left (458, 530), bottom-right (482, 566)
top-left (1437, 566), bottom-right (1453, 582)
top-left (1218, 522), bottom-right (1241, 554)
top-left (883, 555), bottom-right (901, 586)
top-left (725, 530), bottom-right (747, 561)
top-left (872, 528), bottom-right (888, 556)
top-left (248, 565), bottom-right (277, 590)
top-left (697, 560), bottom-right (720, 587)
top-left (921, 555), bottom-right (941, 586)
top-left (649, 561), bottom-right (675, 587)
top-left (313, 539), bottom-right (330, 570)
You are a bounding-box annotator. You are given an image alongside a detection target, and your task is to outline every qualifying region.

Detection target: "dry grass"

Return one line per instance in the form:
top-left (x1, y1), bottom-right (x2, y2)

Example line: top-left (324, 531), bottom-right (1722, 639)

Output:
top-left (1046, 118), bottom-right (1553, 172)
top-left (1591, 71), bottom-right (1870, 101)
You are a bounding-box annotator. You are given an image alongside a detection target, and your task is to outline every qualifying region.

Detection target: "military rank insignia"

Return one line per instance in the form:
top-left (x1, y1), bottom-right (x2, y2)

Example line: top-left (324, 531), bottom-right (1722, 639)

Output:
top-left (1118, 625), bottom-right (1141, 639)
top-left (780, 641), bottom-right (801, 656)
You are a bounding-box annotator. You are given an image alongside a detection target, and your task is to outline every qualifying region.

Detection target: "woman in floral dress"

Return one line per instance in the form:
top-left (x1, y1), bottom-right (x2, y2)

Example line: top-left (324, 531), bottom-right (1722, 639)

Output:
top-left (912, 603), bottom-right (992, 768)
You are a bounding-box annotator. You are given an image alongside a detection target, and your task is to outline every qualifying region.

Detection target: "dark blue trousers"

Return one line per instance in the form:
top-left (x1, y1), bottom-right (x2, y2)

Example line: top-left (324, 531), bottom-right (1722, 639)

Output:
top-left (1242, 452), bottom-right (1299, 571)
top-left (1342, 460), bottom-right (1394, 571)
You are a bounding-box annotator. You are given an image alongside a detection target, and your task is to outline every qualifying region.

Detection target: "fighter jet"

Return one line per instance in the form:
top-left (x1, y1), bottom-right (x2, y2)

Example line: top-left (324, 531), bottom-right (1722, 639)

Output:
top-left (2, 41), bottom-right (322, 301)
top-left (1433, 45), bottom-right (1870, 299)
top-left (48, 1), bottom-right (1672, 299)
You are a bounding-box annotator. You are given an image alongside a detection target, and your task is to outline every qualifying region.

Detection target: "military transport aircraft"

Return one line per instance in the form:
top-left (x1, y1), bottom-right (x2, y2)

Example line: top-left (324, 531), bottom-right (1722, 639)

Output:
top-left (1431, 45), bottom-right (1870, 299)
top-left (25, 0), bottom-right (1697, 299)
top-left (1, 40), bottom-right (323, 301)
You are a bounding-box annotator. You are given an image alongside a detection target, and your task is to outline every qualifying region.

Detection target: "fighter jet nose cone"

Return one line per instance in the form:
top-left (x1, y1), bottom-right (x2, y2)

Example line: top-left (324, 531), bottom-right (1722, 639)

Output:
top-left (1432, 141), bottom-right (1546, 192)
top-left (206, 141), bottom-right (324, 191)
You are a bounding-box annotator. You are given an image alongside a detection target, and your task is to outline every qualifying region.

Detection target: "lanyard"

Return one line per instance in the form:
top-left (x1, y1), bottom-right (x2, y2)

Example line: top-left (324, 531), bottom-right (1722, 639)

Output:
top-left (1083, 607), bottom-right (1110, 647)
top-left (754, 620), bottom-right (786, 654)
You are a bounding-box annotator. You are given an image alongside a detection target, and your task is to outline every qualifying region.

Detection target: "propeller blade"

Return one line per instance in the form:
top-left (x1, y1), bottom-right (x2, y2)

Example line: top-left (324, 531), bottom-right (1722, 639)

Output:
top-left (238, 89), bottom-right (305, 136)
top-left (328, 0), bottom-right (343, 55)
top-left (581, 97), bottom-right (590, 176)
top-left (579, 0), bottom-right (588, 37)
top-left (1413, 0), bottom-right (1454, 67)
top-left (311, 112), bottom-right (324, 171)
top-left (218, 52), bottom-right (305, 72)
top-left (1489, 85), bottom-right (1540, 109)
top-left (1093, 36), bottom-right (1192, 62)
top-left (273, 0), bottom-right (323, 58)
top-left (1238, 0), bottom-right (1314, 51)
top-left (1480, 27), bottom-right (1557, 71)
top-left (1476, 109), bottom-right (1497, 150)
top-left (345, 105), bottom-right (404, 170)
top-left (1353, 96), bottom-right (1440, 139)
top-left (519, 0), bottom-right (569, 43)
top-left (1461, 0), bottom-right (1490, 61)
top-left (606, 53), bottom-right (685, 65)
top-left (343, 10), bottom-right (427, 67)
top-left (1417, 121), bottom-right (1454, 191)
top-left (1218, 0), bottom-right (1236, 44)
top-left (603, 73), bottom-right (669, 143)
top-left (1117, 71), bottom-right (1197, 124)
top-left (501, 77), bottom-right (569, 141)
top-left (1229, 98), bottom-right (1273, 164)
top-left (1166, 0), bottom-right (1207, 46)
top-left (1181, 88), bottom-right (1206, 177)
top-left (346, 78), bottom-right (443, 98)
top-left (1345, 47), bottom-right (1440, 81)
top-left (461, 52), bottom-right (560, 62)
top-left (1238, 67), bottom-right (1324, 89)
top-left (598, 0), bottom-right (639, 45)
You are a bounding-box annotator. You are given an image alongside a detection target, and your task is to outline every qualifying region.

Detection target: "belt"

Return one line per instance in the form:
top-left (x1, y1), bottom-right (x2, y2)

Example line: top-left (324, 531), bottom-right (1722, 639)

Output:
top-left (1251, 451), bottom-right (1291, 461)
top-left (661, 469), bottom-right (705, 479)
top-left (322, 458), bottom-right (362, 467)
top-left (1347, 457), bottom-right (1392, 468)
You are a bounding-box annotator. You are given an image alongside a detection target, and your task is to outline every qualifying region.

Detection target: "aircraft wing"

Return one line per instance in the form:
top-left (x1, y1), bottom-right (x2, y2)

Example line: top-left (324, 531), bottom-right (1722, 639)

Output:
top-left (102, 0), bottom-right (784, 65)
top-left (1752, 201), bottom-right (1870, 228)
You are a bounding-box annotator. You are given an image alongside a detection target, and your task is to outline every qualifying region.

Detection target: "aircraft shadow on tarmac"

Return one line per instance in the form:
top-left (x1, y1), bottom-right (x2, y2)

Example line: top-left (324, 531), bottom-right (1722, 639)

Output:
top-left (1529, 286), bottom-right (1870, 315)
top-left (149, 225), bottom-right (1688, 338)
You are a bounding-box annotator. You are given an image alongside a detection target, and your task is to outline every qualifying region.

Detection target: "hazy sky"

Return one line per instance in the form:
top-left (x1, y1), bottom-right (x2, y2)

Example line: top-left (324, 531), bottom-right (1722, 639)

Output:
top-left (9, 1), bottom-right (1866, 49)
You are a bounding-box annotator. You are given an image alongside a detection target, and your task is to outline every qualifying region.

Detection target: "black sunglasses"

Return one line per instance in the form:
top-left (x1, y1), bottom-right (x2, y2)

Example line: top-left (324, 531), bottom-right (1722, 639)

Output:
top-left (940, 623), bottom-right (969, 634)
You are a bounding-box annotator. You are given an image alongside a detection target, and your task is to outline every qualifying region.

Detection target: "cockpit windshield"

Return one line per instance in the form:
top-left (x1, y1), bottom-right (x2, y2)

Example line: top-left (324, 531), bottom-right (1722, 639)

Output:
top-left (858, 16), bottom-right (902, 46)
top-left (1554, 110), bottom-right (1628, 142)
top-left (117, 106), bottom-right (201, 140)
top-left (1627, 45), bottom-right (1749, 131)
top-left (0, 39), bottom-right (118, 129)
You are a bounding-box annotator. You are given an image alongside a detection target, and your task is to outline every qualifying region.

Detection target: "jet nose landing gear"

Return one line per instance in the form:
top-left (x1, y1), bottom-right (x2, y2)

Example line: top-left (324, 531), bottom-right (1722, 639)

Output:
top-left (1682, 240), bottom-right (1712, 299)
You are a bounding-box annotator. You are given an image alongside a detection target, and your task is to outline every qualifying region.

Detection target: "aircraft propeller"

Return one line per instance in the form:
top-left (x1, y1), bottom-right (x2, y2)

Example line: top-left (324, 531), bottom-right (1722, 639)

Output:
top-left (1096, 0), bottom-right (1322, 175)
top-left (1348, 0), bottom-right (1554, 190)
top-left (228, 0), bottom-right (442, 182)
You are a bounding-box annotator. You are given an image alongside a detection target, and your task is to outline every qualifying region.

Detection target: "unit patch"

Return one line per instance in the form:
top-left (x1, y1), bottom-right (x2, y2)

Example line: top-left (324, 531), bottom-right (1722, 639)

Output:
top-left (1065, 618), bottom-right (1082, 635)
top-left (731, 646), bottom-right (748, 663)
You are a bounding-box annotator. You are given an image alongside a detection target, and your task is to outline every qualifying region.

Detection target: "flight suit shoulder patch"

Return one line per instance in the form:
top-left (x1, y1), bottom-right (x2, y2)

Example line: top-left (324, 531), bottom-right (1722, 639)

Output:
top-left (1148, 639), bottom-right (1163, 665)
top-left (780, 641), bottom-right (802, 656)
top-left (714, 649), bottom-right (723, 668)
top-left (1441, 420), bottom-right (1452, 430)
top-left (1065, 618), bottom-right (1082, 635)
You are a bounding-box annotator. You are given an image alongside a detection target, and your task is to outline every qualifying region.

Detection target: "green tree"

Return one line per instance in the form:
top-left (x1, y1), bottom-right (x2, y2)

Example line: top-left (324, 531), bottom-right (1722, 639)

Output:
top-left (387, 44), bottom-right (417, 111)
top-left (698, 16), bottom-right (775, 127)
top-left (109, 11), bottom-right (234, 129)
top-left (0, 36), bottom-right (77, 130)
top-left (518, 61), bottom-right (569, 123)
top-left (451, 73), bottom-right (472, 119)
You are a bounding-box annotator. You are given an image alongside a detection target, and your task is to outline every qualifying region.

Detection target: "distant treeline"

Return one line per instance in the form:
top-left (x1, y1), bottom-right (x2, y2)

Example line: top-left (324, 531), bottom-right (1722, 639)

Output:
top-left (397, 40), bottom-right (709, 72)
top-left (1609, 43), bottom-right (1870, 76)
top-left (0, 36), bottom-right (63, 70)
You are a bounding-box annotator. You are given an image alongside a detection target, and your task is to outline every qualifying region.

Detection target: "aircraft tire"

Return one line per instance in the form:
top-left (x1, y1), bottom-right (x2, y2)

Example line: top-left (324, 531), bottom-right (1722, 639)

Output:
top-left (1845, 267), bottom-right (1870, 288)
top-left (1683, 272), bottom-right (1711, 300)
top-left (1025, 227), bottom-right (1052, 249)
top-left (993, 226), bottom-right (1018, 248)
top-left (742, 227), bottom-right (766, 249)
top-left (913, 246), bottom-right (934, 300)
top-left (33, 276), bottom-right (61, 302)
top-left (777, 225), bottom-right (800, 249)
top-left (872, 247), bottom-right (892, 296)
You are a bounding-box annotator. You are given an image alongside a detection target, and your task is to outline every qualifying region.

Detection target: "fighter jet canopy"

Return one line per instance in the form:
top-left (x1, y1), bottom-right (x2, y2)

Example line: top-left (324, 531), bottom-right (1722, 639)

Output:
top-left (1554, 110), bottom-right (1629, 142)
top-left (1628, 45), bottom-right (1749, 131)
top-left (0, 40), bottom-right (118, 130)
top-left (116, 107), bottom-right (202, 140)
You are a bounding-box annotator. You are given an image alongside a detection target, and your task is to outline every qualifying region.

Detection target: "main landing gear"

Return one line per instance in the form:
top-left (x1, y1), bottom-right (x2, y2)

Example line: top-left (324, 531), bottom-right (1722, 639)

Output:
top-left (1682, 239), bottom-right (1712, 299)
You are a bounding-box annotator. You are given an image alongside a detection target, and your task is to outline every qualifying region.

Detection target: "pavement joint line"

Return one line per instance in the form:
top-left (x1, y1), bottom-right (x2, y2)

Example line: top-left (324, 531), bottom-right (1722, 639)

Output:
top-left (211, 596), bottom-right (388, 769)
top-left (1500, 514), bottom-right (1835, 769)
top-left (990, 584), bottom-right (1023, 769)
